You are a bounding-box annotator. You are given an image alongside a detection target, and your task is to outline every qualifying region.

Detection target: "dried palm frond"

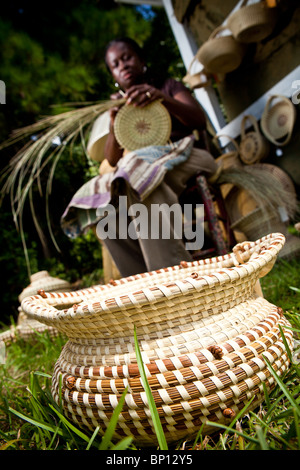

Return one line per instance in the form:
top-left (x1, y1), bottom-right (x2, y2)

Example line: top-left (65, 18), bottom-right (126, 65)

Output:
top-left (0, 98), bottom-right (125, 275)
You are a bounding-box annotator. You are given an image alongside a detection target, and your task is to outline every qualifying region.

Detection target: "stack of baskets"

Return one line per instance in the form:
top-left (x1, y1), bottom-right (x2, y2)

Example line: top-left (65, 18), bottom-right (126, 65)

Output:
top-left (17, 271), bottom-right (72, 341)
top-left (21, 233), bottom-right (293, 446)
top-left (227, 0), bottom-right (278, 44)
top-left (0, 271), bottom-right (72, 345)
top-left (188, 0), bottom-right (279, 77)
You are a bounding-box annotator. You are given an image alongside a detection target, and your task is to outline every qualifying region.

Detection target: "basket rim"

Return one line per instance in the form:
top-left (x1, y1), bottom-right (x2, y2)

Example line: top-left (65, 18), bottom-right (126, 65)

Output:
top-left (114, 100), bottom-right (171, 151)
top-left (21, 233), bottom-right (285, 326)
top-left (261, 95), bottom-right (296, 145)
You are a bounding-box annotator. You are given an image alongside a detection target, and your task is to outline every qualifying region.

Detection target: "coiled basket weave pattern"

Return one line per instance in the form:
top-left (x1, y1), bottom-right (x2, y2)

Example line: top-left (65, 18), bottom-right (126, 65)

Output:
top-left (21, 233), bottom-right (293, 446)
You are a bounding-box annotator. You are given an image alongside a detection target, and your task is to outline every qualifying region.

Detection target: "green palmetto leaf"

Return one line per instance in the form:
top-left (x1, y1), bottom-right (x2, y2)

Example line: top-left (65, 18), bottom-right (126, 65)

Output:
top-left (110, 436), bottom-right (134, 450)
top-left (8, 406), bottom-right (65, 437)
top-left (263, 355), bottom-right (300, 417)
top-left (86, 426), bottom-right (101, 450)
top-left (0, 439), bottom-right (27, 450)
top-left (205, 420), bottom-right (260, 447)
top-left (278, 323), bottom-right (293, 363)
top-left (99, 386), bottom-right (128, 450)
top-left (48, 404), bottom-right (91, 443)
top-left (255, 426), bottom-right (269, 450)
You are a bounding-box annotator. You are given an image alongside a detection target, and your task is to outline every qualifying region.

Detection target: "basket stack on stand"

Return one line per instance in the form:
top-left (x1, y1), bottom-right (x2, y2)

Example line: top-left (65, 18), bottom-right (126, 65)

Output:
top-left (21, 233), bottom-right (293, 447)
top-left (213, 93), bottom-right (299, 258)
top-left (185, 0), bottom-right (279, 82)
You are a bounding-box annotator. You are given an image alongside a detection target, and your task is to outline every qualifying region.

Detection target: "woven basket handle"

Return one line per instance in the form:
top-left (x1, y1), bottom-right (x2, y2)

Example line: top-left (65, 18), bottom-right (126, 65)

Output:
top-left (194, 26), bottom-right (232, 64)
top-left (213, 134), bottom-right (240, 153)
top-left (264, 94), bottom-right (293, 113)
top-left (185, 54), bottom-right (197, 75)
top-left (185, 54), bottom-right (208, 77)
top-left (240, 0), bottom-right (249, 8)
top-left (208, 25), bottom-right (231, 40)
top-left (241, 114), bottom-right (260, 138)
top-left (238, 0), bottom-right (265, 9)
top-left (232, 238), bottom-right (264, 264)
top-left (262, 95), bottom-right (295, 146)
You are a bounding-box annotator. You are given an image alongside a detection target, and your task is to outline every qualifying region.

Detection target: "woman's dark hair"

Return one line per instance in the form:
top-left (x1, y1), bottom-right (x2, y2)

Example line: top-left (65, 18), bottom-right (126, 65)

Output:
top-left (104, 37), bottom-right (145, 70)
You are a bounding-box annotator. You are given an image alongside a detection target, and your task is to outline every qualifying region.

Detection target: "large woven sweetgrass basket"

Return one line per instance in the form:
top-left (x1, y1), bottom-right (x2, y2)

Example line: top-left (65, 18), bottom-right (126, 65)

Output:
top-left (21, 233), bottom-right (293, 446)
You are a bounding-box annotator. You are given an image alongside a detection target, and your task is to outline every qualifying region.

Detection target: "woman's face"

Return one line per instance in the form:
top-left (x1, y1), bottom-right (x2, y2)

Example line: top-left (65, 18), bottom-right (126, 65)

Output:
top-left (105, 42), bottom-right (145, 91)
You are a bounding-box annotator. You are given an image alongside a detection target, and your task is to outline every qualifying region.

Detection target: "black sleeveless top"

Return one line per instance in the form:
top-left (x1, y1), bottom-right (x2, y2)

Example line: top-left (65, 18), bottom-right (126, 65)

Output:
top-left (159, 78), bottom-right (207, 149)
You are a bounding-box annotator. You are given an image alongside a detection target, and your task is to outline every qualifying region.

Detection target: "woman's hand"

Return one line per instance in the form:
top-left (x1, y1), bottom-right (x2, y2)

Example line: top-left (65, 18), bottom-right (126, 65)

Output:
top-left (125, 83), bottom-right (206, 131)
top-left (125, 84), bottom-right (162, 107)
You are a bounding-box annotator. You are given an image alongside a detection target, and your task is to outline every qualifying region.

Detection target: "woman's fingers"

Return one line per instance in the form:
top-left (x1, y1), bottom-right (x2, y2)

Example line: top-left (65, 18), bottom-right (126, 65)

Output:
top-left (109, 92), bottom-right (126, 123)
top-left (125, 85), bottom-right (160, 107)
top-left (110, 91), bottom-right (124, 100)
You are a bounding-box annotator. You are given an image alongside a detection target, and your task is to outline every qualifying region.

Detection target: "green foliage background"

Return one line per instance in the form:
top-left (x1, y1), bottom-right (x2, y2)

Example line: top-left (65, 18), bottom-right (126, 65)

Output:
top-left (0, 1), bottom-right (184, 324)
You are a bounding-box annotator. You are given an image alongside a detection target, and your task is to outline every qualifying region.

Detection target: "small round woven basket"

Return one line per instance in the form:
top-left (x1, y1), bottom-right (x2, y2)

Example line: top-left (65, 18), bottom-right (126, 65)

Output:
top-left (196, 26), bottom-right (246, 75)
top-left (214, 134), bottom-right (242, 170)
top-left (227, 0), bottom-right (278, 43)
top-left (114, 101), bottom-right (171, 151)
top-left (239, 115), bottom-right (270, 165)
top-left (261, 95), bottom-right (296, 147)
top-left (21, 233), bottom-right (293, 446)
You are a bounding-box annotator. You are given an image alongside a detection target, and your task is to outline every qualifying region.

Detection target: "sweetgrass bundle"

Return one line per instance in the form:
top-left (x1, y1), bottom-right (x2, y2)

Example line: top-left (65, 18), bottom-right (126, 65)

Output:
top-left (0, 98), bottom-right (125, 273)
top-left (216, 165), bottom-right (299, 220)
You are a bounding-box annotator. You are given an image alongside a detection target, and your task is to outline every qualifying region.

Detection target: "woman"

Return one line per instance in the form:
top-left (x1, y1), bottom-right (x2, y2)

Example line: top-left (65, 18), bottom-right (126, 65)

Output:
top-left (61, 38), bottom-right (217, 277)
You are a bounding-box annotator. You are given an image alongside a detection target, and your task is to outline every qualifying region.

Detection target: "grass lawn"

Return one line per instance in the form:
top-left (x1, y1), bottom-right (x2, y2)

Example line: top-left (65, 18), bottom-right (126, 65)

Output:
top-left (0, 257), bottom-right (299, 451)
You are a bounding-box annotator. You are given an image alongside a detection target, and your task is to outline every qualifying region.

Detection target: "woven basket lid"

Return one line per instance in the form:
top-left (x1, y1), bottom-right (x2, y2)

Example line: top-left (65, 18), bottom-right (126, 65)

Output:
top-left (114, 101), bottom-right (171, 151)
top-left (18, 270), bottom-right (72, 302)
top-left (261, 95), bottom-right (296, 146)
